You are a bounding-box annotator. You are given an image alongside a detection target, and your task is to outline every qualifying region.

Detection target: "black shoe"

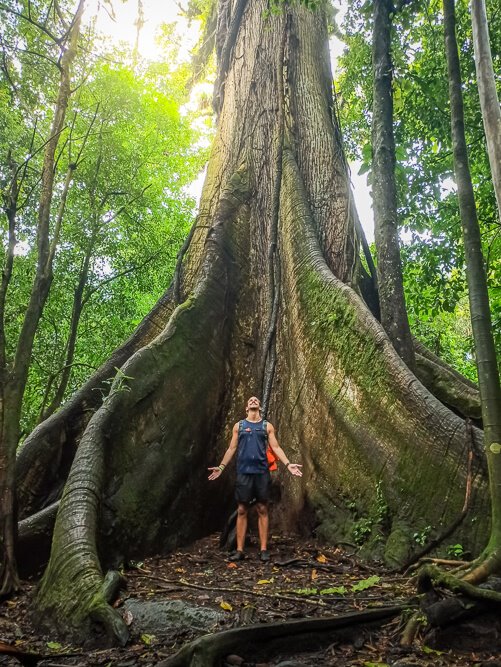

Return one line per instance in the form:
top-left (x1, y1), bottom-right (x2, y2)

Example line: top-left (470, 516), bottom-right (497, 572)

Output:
top-left (229, 550), bottom-right (245, 562)
top-left (259, 550), bottom-right (270, 562)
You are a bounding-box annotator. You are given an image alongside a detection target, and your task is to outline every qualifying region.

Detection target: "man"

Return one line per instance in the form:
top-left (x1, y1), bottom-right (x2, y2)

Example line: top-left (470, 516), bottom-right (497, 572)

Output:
top-left (208, 396), bottom-right (302, 562)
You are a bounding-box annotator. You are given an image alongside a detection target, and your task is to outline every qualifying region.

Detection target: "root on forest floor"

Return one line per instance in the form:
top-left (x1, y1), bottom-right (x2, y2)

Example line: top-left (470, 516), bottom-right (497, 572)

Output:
top-left (402, 562), bottom-right (501, 647)
top-left (159, 606), bottom-right (406, 667)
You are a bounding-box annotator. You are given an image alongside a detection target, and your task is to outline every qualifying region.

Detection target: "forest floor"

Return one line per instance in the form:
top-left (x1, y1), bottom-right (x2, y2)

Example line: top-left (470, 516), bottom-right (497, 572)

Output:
top-left (1, 533), bottom-right (501, 666)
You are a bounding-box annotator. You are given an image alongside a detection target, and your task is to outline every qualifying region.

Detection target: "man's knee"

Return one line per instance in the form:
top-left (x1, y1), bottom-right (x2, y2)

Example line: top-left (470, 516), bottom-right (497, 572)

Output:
top-left (237, 504), bottom-right (248, 517)
top-left (256, 502), bottom-right (268, 516)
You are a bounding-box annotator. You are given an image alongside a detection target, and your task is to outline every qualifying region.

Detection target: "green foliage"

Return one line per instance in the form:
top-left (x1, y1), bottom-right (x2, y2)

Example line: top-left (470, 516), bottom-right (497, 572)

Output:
top-left (413, 525), bottom-right (432, 546)
top-left (351, 575), bottom-right (381, 592)
top-left (0, 6), bottom-right (210, 435)
top-left (292, 587), bottom-right (319, 595)
top-left (353, 516), bottom-right (374, 544)
top-left (446, 543), bottom-right (465, 558)
top-left (263, 0), bottom-right (324, 19)
top-left (337, 0), bottom-right (500, 378)
top-left (320, 585), bottom-right (347, 595)
top-left (351, 480), bottom-right (389, 545)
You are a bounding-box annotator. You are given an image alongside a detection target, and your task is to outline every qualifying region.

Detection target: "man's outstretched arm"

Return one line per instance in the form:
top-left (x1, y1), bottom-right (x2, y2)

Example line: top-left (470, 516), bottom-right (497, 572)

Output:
top-left (208, 422), bottom-right (239, 480)
top-left (268, 422), bottom-right (302, 476)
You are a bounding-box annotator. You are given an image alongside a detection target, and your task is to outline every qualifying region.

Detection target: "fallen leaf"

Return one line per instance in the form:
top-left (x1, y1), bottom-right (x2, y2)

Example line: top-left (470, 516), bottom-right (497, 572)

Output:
top-left (311, 569), bottom-right (318, 580)
top-left (292, 588), bottom-right (318, 595)
top-left (175, 567), bottom-right (185, 573)
top-left (351, 575), bottom-right (381, 592)
top-left (140, 633), bottom-right (155, 645)
top-left (220, 601), bottom-right (233, 611)
top-left (316, 554), bottom-right (328, 563)
top-left (320, 586), bottom-right (347, 595)
top-left (227, 562), bottom-right (238, 569)
top-left (46, 642), bottom-right (62, 650)
top-left (257, 579), bottom-right (273, 585)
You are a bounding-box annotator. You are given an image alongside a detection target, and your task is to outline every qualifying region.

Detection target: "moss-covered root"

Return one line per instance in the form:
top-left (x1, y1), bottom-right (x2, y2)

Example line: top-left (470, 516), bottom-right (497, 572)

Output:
top-left (160, 607), bottom-right (406, 667)
top-left (418, 563), bottom-right (501, 602)
top-left (402, 561), bottom-right (501, 646)
top-left (461, 548), bottom-right (501, 584)
top-left (35, 400), bottom-right (128, 644)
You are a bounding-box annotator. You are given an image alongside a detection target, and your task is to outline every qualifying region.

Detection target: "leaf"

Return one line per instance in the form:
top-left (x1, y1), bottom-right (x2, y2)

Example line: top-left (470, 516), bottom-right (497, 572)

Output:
top-left (320, 586), bottom-right (347, 595)
top-left (292, 588), bottom-right (318, 595)
top-left (220, 601), bottom-right (233, 611)
top-left (227, 562), bottom-right (238, 569)
top-left (257, 579), bottom-right (273, 585)
top-left (46, 642), bottom-right (62, 650)
top-left (311, 569), bottom-right (318, 580)
top-left (140, 634), bottom-right (155, 645)
top-left (422, 646), bottom-right (444, 655)
top-left (351, 575), bottom-right (381, 592)
top-left (316, 553), bottom-right (328, 563)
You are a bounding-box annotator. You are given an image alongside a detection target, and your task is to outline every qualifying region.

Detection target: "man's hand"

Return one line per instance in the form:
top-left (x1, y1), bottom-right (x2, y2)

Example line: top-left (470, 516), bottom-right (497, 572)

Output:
top-left (208, 467), bottom-right (223, 481)
top-left (287, 463), bottom-right (303, 477)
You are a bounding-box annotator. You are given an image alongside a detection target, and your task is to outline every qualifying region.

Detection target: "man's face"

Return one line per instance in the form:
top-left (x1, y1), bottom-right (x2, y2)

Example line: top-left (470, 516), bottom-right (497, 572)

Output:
top-left (246, 396), bottom-right (261, 412)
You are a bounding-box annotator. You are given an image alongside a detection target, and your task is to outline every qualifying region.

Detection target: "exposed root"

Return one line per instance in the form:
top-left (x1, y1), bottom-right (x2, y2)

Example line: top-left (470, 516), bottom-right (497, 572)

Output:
top-left (462, 549), bottom-right (501, 584)
top-left (418, 563), bottom-right (501, 603)
top-left (404, 557), bottom-right (470, 576)
top-left (89, 600), bottom-right (129, 647)
top-left (400, 611), bottom-right (424, 646)
top-left (159, 606), bottom-right (406, 667)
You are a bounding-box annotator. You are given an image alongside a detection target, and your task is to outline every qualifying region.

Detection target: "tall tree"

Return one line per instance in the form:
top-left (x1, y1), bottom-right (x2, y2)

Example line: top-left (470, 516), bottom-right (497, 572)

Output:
top-left (371, 0), bottom-right (415, 369)
top-left (443, 0), bottom-right (501, 580)
top-left (6, 0), bottom-right (488, 644)
top-left (471, 0), bottom-right (501, 222)
top-left (0, 0), bottom-right (86, 595)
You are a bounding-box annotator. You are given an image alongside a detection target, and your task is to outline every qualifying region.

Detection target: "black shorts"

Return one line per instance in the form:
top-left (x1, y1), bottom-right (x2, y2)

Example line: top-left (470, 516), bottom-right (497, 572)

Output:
top-left (235, 472), bottom-right (271, 504)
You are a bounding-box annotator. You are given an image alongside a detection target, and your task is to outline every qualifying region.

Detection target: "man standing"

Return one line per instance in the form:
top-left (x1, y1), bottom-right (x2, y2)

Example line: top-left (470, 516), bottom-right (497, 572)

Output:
top-left (208, 396), bottom-right (302, 562)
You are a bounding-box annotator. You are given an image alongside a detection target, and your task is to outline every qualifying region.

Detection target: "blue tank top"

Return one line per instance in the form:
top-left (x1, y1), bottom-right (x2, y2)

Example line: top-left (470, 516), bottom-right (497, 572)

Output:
top-left (237, 419), bottom-right (268, 474)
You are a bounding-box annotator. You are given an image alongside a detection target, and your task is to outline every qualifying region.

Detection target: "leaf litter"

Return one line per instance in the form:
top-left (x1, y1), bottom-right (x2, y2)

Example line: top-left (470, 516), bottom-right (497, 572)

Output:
top-left (0, 534), bottom-right (500, 665)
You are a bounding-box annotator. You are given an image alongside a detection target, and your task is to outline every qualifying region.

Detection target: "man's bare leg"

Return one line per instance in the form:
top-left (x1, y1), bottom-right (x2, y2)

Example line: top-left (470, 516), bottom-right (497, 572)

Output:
top-left (236, 503), bottom-right (248, 552)
top-left (256, 502), bottom-right (269, 551)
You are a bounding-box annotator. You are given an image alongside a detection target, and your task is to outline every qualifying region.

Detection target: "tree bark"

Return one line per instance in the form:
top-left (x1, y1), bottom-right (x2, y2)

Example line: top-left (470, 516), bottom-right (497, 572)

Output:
top-left (371, 0), bottom-right (415, 369)
top-left (471, 0), bottom-right (501, 222)
top-left (443, 0), bottom-right (501, 565)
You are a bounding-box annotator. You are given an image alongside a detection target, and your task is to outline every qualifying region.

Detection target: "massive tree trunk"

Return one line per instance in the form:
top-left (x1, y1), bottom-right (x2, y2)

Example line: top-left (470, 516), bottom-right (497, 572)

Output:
top-left (32, 0), bottom-right (490, 643)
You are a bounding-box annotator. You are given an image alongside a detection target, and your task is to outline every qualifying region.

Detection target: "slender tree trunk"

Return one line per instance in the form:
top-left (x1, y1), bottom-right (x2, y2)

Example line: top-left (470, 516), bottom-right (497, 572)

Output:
top-left (40, 229), bottom-right (95, 422)
top-left (0, 0), bottom-right (85, 594)
top-left (371, 0), bottom-right (415, 369)
top-left (471, 0), bottom-right (501, 222)
top-left (443, 0), bottom-right (501, 573)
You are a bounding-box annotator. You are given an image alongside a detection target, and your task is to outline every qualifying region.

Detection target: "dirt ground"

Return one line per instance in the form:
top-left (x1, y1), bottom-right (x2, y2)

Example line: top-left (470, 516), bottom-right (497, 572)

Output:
top-left (1, 534), bottom-right (501, 666)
